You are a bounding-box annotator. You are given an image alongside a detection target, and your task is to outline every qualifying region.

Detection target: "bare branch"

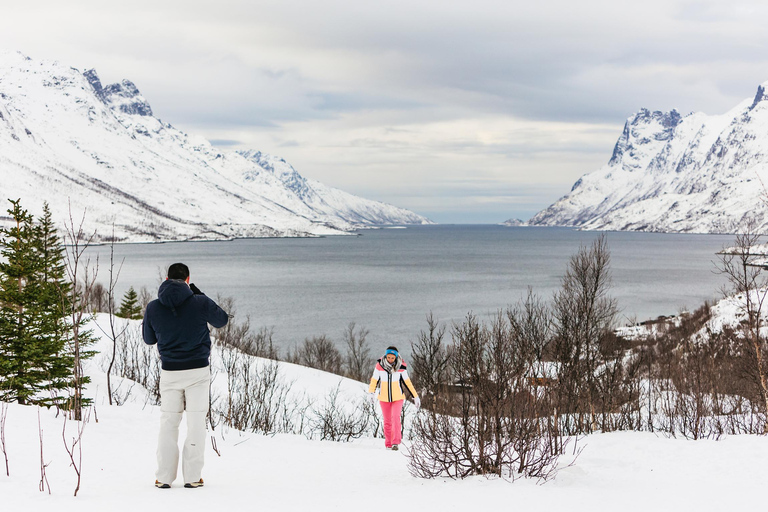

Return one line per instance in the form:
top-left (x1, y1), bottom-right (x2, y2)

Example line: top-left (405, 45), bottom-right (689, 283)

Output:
top-left (38, 408), bottom-right (50, 494)
top-left (1, 401), bottom-right (8, 477)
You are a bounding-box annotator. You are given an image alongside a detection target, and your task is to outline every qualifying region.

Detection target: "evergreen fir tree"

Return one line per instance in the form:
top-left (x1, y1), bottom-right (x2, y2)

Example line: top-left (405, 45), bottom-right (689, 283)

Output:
top-left (35, 203), bottom-right (76, 403)
top-left (0, 200), bottom-right (82, 407)
top-left (118, 286), bottom-right (142, 319)
top-left (0, 200), bottom-right (61, 404)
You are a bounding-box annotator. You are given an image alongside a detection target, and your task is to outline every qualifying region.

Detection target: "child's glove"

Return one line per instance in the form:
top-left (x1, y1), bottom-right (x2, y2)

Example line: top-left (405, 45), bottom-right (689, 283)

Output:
top-left (414, 397), bottom-right (421, 409)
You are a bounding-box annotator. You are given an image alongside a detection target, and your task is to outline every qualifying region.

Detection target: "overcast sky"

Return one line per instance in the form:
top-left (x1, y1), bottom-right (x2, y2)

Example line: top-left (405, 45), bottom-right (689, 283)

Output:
top-left (2, 0), bottom-right (768, 223)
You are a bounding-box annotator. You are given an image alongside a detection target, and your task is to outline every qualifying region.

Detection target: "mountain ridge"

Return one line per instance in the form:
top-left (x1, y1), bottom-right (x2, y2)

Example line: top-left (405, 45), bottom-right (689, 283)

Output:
top-left (0, 50), bottom-right (430, 242)
top-left (528, 82), bottom-right (768, 233)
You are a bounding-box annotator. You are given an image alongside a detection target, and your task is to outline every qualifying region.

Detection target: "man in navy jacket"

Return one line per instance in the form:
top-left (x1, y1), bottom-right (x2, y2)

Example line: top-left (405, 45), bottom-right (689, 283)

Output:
top-left (143, 262), bottom-right (229, 489)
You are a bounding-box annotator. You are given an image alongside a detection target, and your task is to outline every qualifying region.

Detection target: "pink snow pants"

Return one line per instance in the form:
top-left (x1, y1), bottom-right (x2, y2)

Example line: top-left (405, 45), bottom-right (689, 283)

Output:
top-left (379, 399), bottom-right (404, 447)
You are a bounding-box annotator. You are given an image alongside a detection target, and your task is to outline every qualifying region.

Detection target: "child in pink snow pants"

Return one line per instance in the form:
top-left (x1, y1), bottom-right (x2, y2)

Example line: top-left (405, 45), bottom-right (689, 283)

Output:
top-left (368, 346), bottom-right (421, 450)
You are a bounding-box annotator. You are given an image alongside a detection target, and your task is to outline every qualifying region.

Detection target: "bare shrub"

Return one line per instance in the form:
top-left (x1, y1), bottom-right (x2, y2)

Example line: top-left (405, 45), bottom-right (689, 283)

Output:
top-left (362, 394), bottom-right (383, 439)
top-left (410, 313), bottom-right (450, 410)
top-left (592, 331), bottom-right (636, 432)
top-left (62, 406), bottom-right (90, 496)
top-left (287, 335), bottom-right (341, 373)
top-left (410, 399), bottom-right (565, 480)
top-left (88, 282), bottom-right (109, 313)
top-left (62, 204), bottom-right (100, 420)
top-left (630, 301), bottom-right (767, 438)
top-left (215, 347), bottom-right (304, 435)
top-left (207, 367), bottom-right (223, 432)
top-left (138, 286), bottom-right (152, 317)
top-left (214, 297), bottom-right (278, 359)
top-left (307, 384), bottom-right (370, 442)
top-left (657, 333), bottom-right (721, 439)
top-left (109, 324), bottom-right (161, 405)
top-left (716, 222), bottom-right (768, 431)
top-left (342, 323), bottom-right (373, 382)
top-left (108, 379), bottom-right (139, 407)
top-left (551, 234), bottom-right (619, 434)
top-left (92, 230), bottom-right (127, 406)
top-left (409, 308), bottom-right (567, 480)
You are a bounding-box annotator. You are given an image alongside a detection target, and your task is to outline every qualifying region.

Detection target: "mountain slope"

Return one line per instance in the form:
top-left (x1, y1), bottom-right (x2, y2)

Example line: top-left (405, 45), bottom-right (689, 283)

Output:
top-left (529, 84), bottom-right (768, 233)
top-left (0, 51), bottom-right (430, 242)
top-left (237, 150), bottom-right (429, 226)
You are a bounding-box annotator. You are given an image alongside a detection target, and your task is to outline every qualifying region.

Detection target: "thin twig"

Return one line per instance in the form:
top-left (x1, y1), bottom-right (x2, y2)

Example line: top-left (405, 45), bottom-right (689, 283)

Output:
top-left (38, 408), bottom-right (50, 494)
top-left (1, 401), bottom-right (9, 477)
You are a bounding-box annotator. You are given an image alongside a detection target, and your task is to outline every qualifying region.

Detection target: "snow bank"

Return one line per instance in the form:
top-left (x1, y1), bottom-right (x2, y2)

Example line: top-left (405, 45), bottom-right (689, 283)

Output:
top-left (705, 288), bottom-right (768, 338)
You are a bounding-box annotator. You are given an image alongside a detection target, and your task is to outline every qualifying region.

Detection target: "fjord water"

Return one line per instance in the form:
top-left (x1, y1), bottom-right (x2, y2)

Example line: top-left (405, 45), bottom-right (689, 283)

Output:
top-left (91, 225), bottom-right (733, 352)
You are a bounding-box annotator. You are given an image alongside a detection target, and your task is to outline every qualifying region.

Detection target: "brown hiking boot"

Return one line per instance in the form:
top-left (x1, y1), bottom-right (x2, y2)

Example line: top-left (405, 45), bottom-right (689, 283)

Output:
top-left (184, 478), bottom-right (204, 488)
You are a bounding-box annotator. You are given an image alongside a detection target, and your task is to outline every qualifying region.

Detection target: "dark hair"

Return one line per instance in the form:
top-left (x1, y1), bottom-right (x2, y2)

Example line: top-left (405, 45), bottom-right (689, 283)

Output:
top-left (167, 263), bottom-right (190, 281)
top-left (386, 346), bottom-right (399, 352)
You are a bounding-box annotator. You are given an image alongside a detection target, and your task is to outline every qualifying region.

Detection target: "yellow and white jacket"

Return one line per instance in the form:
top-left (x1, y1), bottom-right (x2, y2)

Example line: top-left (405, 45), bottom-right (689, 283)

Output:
top-left (368, 359), bottom-right (419, 402)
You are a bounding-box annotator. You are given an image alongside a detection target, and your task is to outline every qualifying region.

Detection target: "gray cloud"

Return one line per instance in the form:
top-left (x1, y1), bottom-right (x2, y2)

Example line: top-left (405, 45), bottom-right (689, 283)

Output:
top-left (208, 139), bottom-right (242, 147)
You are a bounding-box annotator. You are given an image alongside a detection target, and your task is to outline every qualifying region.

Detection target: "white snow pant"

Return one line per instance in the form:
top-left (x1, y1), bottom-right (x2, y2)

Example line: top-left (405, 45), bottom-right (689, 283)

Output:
top-left (156, 366), bottom-right (210, 485)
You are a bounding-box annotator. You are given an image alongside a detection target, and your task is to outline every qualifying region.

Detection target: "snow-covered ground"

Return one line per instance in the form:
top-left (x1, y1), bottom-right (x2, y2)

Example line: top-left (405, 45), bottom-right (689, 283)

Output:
top-left (706, 287), bottom-right (768, 339)
top-left (2, 314), bottom-right (768, 511)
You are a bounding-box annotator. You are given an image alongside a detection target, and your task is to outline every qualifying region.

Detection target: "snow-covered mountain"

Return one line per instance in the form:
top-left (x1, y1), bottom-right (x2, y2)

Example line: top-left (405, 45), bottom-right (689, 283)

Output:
top-left (529, 83), bottom-right (768, 233)
top-left (0, 51), bottom-right (430, 242)
top-left (500, 218), bottom-right (526, 227)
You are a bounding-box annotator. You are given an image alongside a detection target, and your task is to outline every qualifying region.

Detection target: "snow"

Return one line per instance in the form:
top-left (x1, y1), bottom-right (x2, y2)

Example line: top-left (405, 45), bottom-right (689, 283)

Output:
top-left (704, 287), bottom-right (768, 339)
top-left (3, 399), bottom-right (767, 510)
top-left (500, 218), bottom-right (527, 227)
top-left (3, 313), bottom-right (768, 510)
top-left (0, 50), bottom-right (430, 242)
top-left (529, 85), bottom-right (768, 233)
top-left (616, 288), bottom-right (768, 342)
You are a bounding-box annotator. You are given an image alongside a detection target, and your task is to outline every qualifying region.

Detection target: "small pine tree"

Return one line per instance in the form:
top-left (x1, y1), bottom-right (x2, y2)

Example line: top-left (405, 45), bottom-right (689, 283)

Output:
top-left (34, 202), bottom-right (75, 403)
top-left (118, 286), bottom-right (142, 319)
top-left (0, 200), bottom-right (72, 405)
top-left (0, 199), bottom-right (43, 404)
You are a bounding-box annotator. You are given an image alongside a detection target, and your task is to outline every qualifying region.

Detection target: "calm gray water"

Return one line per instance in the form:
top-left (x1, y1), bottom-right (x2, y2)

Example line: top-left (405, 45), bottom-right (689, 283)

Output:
top-left (86, 225), bottom-right (734, 354)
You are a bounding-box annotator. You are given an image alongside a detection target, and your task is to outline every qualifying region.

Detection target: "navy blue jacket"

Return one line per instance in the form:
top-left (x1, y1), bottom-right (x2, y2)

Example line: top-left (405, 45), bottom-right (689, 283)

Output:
top-left (142, 280), bottom-right (229, 371)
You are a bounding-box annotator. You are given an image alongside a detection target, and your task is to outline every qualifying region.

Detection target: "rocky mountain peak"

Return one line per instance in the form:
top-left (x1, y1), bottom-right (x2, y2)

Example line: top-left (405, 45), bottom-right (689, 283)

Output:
top-left (750, 83), bottom-right (768, 110)
top-left (82, 69), bottom-right (153, 116)
top-left (609, 108), bottom-right (685, 167)
top-left (83, 69), bottom-right (104, 96)
top-left (627, 108), bottom-right (683, 130)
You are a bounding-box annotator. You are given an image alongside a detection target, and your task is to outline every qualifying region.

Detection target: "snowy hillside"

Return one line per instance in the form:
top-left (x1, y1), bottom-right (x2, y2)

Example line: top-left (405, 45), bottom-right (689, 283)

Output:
top-left (0, 51), bottom-right (430, 242)
top-left (704, 287), bottom-right (768, 338)
top-left (1, 314), bottom-right (767, 511)
top-left (615, 287), bottom-right (768, 340)
top-left (529, 84), bottom-right (768, 233)
top-left (237, 150), bottom-right (431, 227)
